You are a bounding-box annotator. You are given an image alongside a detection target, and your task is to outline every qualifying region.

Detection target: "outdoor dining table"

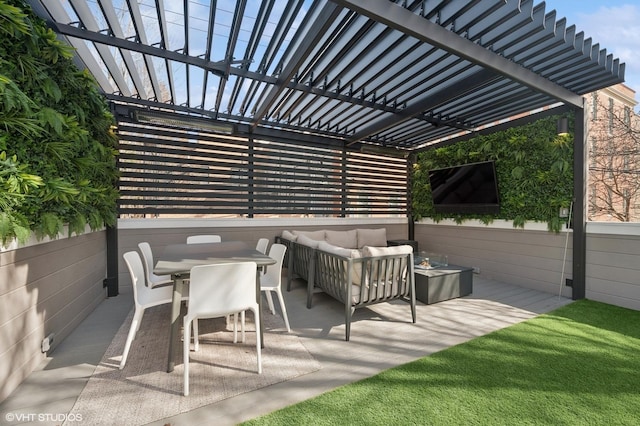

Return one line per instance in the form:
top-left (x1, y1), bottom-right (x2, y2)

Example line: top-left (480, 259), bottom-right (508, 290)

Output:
top-left (154, 240), bottom-right (276, 373)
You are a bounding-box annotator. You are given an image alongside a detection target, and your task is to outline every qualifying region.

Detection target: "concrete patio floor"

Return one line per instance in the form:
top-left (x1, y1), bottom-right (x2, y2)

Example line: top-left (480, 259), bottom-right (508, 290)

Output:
top-left (0, 275), bottom-right (572, 425)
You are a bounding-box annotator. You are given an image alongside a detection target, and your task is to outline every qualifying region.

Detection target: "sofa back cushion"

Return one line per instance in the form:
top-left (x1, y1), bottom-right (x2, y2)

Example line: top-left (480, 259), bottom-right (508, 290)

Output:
top-left (362, 244), bottom-right (413, 257)
top-left (357, 228), bottom-right (387, 248)
top-left (362, 244), bottom-right (413, 282)
top-left (293, 229), bottom-right (326, 241)
top-left (325, 229), bottom-right (358, 249)
top-left (297, 234), bottom-right (321, 248)
top-left (318, 241), bottom-right (362, 284)
top-left (281, 230), bottom-right (297, 241)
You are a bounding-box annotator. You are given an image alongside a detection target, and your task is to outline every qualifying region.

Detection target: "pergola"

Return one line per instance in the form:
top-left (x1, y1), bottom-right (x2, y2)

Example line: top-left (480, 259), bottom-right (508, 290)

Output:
top-left (26, 0), bottom-right (625, 299)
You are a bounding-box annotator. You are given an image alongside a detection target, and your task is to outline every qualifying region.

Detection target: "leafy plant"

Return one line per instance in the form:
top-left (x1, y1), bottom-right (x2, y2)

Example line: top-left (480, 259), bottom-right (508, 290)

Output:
top-left (412, 115), bottom-right (573, 232)
top-left (0, 0), bottom-right (118, 245)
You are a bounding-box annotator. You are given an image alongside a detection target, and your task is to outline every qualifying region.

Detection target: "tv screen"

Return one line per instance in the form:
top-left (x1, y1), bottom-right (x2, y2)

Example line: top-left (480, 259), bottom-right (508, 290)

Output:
top-left (428, 161), bottom-right (500, 214)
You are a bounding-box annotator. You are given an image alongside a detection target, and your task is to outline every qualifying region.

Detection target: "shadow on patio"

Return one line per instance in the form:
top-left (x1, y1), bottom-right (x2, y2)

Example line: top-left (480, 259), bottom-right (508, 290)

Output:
top-left (0, 275), bottom-right (571, 425)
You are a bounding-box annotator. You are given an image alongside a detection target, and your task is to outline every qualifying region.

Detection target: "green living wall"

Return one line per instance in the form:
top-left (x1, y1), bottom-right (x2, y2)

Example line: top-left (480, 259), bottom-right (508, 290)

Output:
top-left (412, 115), bottom-right (573, 233)
top-left (0, 0), bottom-right (118, 245)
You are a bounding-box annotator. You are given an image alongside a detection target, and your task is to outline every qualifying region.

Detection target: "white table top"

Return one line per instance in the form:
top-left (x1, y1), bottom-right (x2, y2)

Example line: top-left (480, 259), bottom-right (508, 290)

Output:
top-left (154, 240), bottom-right (275, 276)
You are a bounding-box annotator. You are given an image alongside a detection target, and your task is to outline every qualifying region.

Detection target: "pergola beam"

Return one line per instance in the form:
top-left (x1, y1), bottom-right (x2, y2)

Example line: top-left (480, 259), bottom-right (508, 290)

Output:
top-left (346, 68), bottom-right (499, 145)
top-left (71, 0), bottom-right (147, 97)
top-left (332, 0), bottom-right (584, 108)
top-left (54, 23), bottom-right (229, 79)
top-left (249, 1), bottom-right (342, 130)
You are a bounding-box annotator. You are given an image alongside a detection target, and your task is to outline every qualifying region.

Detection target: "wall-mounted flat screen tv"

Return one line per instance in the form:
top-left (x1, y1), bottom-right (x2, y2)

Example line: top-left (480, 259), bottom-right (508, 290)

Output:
top-left (428, 160), bottom-right (500, 214)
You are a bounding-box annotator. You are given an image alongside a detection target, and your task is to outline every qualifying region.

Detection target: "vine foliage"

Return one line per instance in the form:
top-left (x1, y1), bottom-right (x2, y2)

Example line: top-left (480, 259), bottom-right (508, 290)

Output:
top-left (0, 0), bottom-right (118, 245)
top-left (412, 115), bottom-right (574, 233)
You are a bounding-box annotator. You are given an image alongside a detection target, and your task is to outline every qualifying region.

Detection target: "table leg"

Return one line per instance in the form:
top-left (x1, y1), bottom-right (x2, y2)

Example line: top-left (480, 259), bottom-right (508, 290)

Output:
top-left (167, 276), bottom-right (185, 373)
top-left (256, 270), bottom-right (264, 349)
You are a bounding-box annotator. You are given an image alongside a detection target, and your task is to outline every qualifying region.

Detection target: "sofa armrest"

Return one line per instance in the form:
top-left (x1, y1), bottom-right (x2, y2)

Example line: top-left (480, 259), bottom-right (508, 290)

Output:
top-left (313, 247), bottom-right (415, 306)
top-left (313, 246), bottom-right (416, 340)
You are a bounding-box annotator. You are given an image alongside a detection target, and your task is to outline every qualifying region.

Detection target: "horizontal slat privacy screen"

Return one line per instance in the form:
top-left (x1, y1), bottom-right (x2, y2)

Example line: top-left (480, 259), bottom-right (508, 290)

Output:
top-left (117, 122), bottom-right (408, 218)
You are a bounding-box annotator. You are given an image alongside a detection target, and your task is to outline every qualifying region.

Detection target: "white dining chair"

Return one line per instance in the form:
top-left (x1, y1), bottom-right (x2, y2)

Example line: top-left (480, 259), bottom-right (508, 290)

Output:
top-left (186, 235), bottom-right (222, 244)
top-left (138, 242), bottom-right (173, 288)
top-left (218, 238), bottom-right (269, 342)
top-left (185, 234), bottom-right (243, 338)
top-left (120, 251), bottom-right (175, 370)
top-left (260, 243), bottom-right (291, 332)
top-left (256, 238), bottom-right (269, 254)
top-left (255, 237), bottom-right (270, 277)
top-left (183, 262), bottom-right (262, 396)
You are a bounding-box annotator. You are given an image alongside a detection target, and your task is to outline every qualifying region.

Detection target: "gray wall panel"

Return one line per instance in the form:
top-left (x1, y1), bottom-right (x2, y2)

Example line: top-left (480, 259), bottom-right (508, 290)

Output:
top-left (416, 222), bottom-right (640, 309)
top-left (415, 222), bottom-right (574, 297)
top-left (0, 231), bottom-right (107, 402)
top-left (586, 231), bottom-right (640, 310)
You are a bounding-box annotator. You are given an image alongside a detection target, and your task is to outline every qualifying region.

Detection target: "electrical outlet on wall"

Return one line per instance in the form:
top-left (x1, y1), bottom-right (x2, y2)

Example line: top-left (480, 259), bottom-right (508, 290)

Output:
top-left (41, 333), bottom-right (55, 353)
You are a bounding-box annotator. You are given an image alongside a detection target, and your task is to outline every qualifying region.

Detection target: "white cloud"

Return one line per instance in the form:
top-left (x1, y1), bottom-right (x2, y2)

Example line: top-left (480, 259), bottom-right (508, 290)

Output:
top-left (574, 4), bottom-right (640, 95)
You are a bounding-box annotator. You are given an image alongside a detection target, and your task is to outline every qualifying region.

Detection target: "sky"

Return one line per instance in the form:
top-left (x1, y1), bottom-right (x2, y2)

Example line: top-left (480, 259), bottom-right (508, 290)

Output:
top-left (545, 1), bottom-right (640, 101)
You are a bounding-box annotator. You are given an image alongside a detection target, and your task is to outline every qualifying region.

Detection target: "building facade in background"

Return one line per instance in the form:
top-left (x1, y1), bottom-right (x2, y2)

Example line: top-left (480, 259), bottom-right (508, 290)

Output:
top-left (587, 84), bottom-right (640, 222)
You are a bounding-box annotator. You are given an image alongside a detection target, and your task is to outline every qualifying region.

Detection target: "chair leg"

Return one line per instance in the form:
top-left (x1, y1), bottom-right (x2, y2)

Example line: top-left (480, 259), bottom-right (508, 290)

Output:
top-left (241, 310), bottom-right (246, 343)
top-left (231, 312), bottom-right (248, 343)
top-left (275, 288), bottom-right (291, 332)
top-left (233, 313), bottom-right (238, 343)
top-left (119, 308), bottom-right (144, 370)
top-left (264, 290), bottom-right (276, 315)
top-left (134, 313), bottom-right (143, 333)
top-left (193, 319), bottom-right (199, 352)
top-left (345, 305), bottom-right (353, 341)
top-left (183, 317), bottom-right (191, 396)
top-left (253, 307), bottom-right (262, 374)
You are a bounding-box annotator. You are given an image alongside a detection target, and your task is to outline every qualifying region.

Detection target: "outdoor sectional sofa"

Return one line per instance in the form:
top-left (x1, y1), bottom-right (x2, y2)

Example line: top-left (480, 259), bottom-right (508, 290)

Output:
top-left (276, 229), bottom-right (416, 340)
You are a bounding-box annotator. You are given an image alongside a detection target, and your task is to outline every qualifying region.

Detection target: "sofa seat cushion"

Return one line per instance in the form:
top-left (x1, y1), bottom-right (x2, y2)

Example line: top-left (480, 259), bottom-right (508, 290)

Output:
top-left (351, 281), bottom-right (400, 304)
top-left (325, 229), bottom-right (358, 249)
top-left (357, 228), bottom-right (387, 248)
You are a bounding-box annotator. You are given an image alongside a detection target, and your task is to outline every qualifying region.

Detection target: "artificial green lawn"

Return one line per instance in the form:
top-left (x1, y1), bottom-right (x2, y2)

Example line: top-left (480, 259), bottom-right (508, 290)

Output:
top-left (245, 300), bottom-right (640, 425)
